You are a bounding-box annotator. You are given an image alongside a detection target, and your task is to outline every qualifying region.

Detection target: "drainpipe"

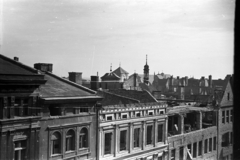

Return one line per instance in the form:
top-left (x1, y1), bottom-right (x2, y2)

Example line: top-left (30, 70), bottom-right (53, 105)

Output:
top-left (96, 103), bottom-right (102, 160)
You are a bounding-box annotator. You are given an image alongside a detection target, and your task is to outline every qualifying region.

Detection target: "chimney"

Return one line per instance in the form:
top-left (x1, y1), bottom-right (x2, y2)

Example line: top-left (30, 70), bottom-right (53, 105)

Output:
top-left (34, 63), bottom-right (53, 72)
top-left (90, 75), bottom-right (99, 91)
top-left (209, 75), bottom-right (212, 88)
top-left (13, 57), bottom-right (19, 61)
top-left (177, 76), bottom-right (179, 79)
top-left (201, 76), bottom-right (205, 80)
top-left (68, 72), bottom-right (82, 85)
top-left (185, 76), bottom-right (188, 86)
top-left (133, 73), bottom-right (138, 87)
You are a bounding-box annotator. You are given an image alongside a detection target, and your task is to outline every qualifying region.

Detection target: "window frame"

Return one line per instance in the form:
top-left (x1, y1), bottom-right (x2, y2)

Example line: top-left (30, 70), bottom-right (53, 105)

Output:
top-left (65, 129), bottom-right (75, 152)
top-left (157, 123), bottom-right (164, 143)
top-left (79, 127), bottom-right (89, 149)
top-left (133, 127), bottom-right (141, 149)
top-left (146, 124), bottom-right (154, 146)
top-left (51, 131), bottom-right (62, 156)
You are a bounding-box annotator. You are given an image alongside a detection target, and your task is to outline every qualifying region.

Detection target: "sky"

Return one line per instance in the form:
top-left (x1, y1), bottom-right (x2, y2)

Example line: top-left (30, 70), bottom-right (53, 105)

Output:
top-left (0, 0), bottom-right (235, 79)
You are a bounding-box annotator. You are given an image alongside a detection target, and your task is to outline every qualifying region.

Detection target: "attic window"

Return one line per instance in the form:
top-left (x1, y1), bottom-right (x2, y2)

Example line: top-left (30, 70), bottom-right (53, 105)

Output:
top-left (227, 92), bottom-right (230, 100)
top-left (136, 112), bottom-right (141, 117)
top-left (106, 114), bottom-right (114, 121)
top-left (148, 110), bottom-right (154, 116)
top-left (121, 113), bottom-right (128, 119)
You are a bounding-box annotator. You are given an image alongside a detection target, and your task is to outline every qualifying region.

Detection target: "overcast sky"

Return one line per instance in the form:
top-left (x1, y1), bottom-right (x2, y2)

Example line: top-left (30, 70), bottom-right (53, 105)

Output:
top-left (0, 0), bottom-right (235, 79)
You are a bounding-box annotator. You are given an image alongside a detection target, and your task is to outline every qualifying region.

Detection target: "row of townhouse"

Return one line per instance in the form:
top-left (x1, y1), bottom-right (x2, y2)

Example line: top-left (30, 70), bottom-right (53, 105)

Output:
top-left (0, 54), bottom-right (233, 160)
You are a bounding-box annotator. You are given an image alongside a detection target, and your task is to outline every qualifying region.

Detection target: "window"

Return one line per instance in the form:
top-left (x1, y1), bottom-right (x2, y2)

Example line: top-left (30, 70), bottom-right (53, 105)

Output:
top-left (136, 112), bottom-right (141, 117)
top-left (187, 144), bottom-right (191, 155)
top-left (222, 111), bottom-right (225, 123)
top-left (121, 113), bottom-right (128, 119)
top-left (193, 142), bottom-right (197, 158)
top-left (51, 132), bottom-right (61, 155)
top-left (79, 128), bottom-right (88, 149)
top-left (222, 132), bottom-right (229, 147)
top-left (14, 140), bottom-right (26, 160)
top-left (227, 92), bottom-right (230, 100)
top-left (157, 124), bottom-right (163, 142)
top-left (120, 130), bottom-right (127, 151)
top-left (171, 149), bottom-right (175, 160)
top-left (209, 138), bottom-right (212, 152)
top-left (148, 111), bottom-right (153, 116)
top-left (146, 125), bottom-right (153, 145)
top-left (80, 107), bottom-right (88, 113)
top-left (226, 110), bottom-right (229, 123)
top-left (179, 146), bottom-right (184, 160)
top-left (66, 130), bottom-right (75, 151)
top-left (230, 110), bottom-right (233, 122)
top-left (198, 141), bottom-right (202, 156)
top-left (204, 139), bottom-right (208, 153)
top-left (106, 115), bottom-right (113, 121)
top-left (213, 137), bottom-right (217, 150)
top-left (133, 128), bottom-right (140, 148)
top-left (104, 132), bottom-right (112, 155)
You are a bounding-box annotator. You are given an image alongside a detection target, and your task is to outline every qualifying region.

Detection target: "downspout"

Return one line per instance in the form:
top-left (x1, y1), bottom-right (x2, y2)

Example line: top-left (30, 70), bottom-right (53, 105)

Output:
top-left (96, 103), bottom-right (102, 160)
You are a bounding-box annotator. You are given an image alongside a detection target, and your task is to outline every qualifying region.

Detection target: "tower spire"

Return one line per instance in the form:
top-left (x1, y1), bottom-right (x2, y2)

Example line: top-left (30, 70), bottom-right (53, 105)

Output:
top-left (146, 54), bottom-right (148, 65)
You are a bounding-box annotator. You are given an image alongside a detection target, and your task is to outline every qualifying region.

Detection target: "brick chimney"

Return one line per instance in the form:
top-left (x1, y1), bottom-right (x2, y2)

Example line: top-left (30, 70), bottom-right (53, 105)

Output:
top-left (90, 75), bottom-right (99, 91)
top-left (185, 76), bottom-right (188, 86)
top-left (34, 63), bottom-right (53, 72)
top-left (68, 72), bottom-right (82, 85)
top-left (13, 57), bottom-right (19, 61)
top-left (208, 75), bottom-right (212, 88)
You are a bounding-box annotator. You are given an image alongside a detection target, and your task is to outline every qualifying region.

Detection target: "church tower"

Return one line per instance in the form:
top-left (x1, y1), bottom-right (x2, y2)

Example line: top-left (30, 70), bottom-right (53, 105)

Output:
top-left (143, 55), bottom-right (149, 85)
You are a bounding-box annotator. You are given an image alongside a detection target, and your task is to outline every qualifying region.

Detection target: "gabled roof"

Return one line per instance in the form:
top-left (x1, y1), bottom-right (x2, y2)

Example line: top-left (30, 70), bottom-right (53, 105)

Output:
top-left (0, 54), bottom-right (46, 85)
top-left (39, 71), bottom-right (97, 98)
top-left (112, 67), bottom-right (129, 77)
top-left (101, 72), bottom-right (121, 81)
top-left (138, 74), bottom-right (154, 84)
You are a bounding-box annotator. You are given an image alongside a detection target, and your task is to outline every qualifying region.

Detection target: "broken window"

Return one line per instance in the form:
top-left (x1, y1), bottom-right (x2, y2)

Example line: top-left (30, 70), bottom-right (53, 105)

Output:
top-left (198, 141), bottom-right (202, 156)
top-left (179, 146), bottom-right (184, 160)
top-left (184, 112), bottom-right (198, 132)
top-left (134, 128), bottom-right (140, 148)
top-left (14, 140), bottom-right (26, 160)
top-left (222, 132), bottom-right (229, 147)
top-left (193, 142), bottom-right (197, 158)
top-left (66, 130), bottom-right (75, 151)
top-left (79, 128), bottom-right (88, 149)
top-left (120, 130), bottom-right (127, 151)
top-left (51, 132), bottom-right (61, 155)
top-left (157, 124), bottom-right (163, 142)
top-left (171, 149), bottom-right (175, 160)
top-left (104, 132), bottom-right (112, 155)
top-left (146, 125), bottom-right (153, 145)
top-left (204, 139), bottom-right (208, 153)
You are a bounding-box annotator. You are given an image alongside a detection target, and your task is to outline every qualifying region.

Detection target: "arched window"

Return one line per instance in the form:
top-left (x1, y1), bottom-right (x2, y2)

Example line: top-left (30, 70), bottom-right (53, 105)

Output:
top-left (51, 132), bottom-right (61, 155)
top-left (79, 128), bottom-right (88, 148)
top-left (66, 130), bottom-right (75, 151)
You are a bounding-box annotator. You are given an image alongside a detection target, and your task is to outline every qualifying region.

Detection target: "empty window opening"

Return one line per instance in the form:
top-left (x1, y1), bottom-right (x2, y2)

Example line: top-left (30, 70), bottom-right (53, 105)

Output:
top-left (80, 107), bottom-right (88, 113)
top-left (120, 130), bottom-right (127, 151)
top-left (198, 141), bottom-right (202, 156)
top-left (168, 115), bottom-right (179, 136)
top-left (204, 139), bottom-right (208, 153)
top-left (146, 125), bottom-right (153, 145)
top-left (184, 112), bottom-right (198, 133)
top-left (213, 137), bottom-right (217, 150)
top-left (209, 138), bottom-right (212, 152)
top-left (66, 130), bottom-right (75, 151)
top-left (171, 149), bottom-right (175, 160)
top-left (104, 133), bottom-right (112, 155)
top-left (193, 142), bottom-right (197, 158)
top-left (202, 111), bottom-right (215, 128)
top-left (187, 144), bottom-right (192, 155)
top-left (227, 92), bottom-right (230, 100)
top-left (51, 132), bottom-right (61, 155)
top-left (134, 128), bottom-right (140, 148)
top-left (157, 124), bottom-right (163, 142)
top-left (222, 132), bottom-right (230, 147)
top-left (148, 112), bottom-right (153, 116)
top-left (49, 106), bottom-right (61, 116)
top-left (136, 112), bottom-right (140, 117)
top-left (106, 116), bottom-right (112, 121)
top-left (179, 146), bottom-right (184, 160)
top-left (14, 140), bottom-right (26, 160)
top-left (79, 128), bottom-right (88, 149)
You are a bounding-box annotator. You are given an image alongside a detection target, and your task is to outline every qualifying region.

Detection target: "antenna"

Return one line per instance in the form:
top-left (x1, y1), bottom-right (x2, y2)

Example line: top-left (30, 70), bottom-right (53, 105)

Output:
top-left (146, 55), bottom-right (148, 65)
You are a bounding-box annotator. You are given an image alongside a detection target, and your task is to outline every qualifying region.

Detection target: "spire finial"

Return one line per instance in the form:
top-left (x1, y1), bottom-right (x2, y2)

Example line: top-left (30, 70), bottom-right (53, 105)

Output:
top-left (146, 54), bottom-right (148, 65)
top-left (110, 63), bottom-right (112, 72)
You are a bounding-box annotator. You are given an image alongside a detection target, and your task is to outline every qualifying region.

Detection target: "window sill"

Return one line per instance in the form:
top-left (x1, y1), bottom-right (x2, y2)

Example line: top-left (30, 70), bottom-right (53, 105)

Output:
top-left (79, 147), bottom-right (89, 151)
top-left (65, 150), bottom-right (75, 154)
top-left (51, 153), bottom-right (62, 157)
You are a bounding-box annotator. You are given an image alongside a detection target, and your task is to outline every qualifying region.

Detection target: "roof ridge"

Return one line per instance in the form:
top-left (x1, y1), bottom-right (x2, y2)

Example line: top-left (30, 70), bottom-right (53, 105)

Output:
top-left (100, 90), bottom-right (140, 103)
top-left (43, 71), bottom-right (97, 94)
top-left (0, 54), bottom-right (39, 74)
